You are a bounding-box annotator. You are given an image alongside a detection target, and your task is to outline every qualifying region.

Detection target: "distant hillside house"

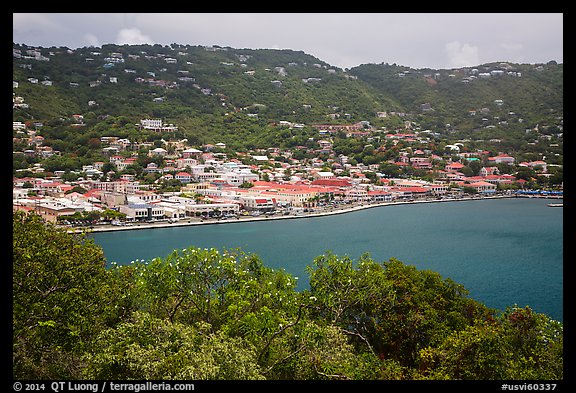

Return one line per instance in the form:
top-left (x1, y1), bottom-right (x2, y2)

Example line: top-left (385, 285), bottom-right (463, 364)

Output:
top-left (175, 172), bottom-right (193, 184)
top-left (311, 171), bottom-right (335, 180)
top-left (479, 166), bottom-right (500, 176)
top-left (148, 147), bottom-right (168, 157)
top-left (140, 119), bottom-right (178, 133)
top-left (488, 154), bottom-right (515, 165)
top-left (312, 123), bottom-right (364, 133)
top-left (445, 162), bottom-right (465, 172)
top-left (182, 148), bottom-right (203, 159)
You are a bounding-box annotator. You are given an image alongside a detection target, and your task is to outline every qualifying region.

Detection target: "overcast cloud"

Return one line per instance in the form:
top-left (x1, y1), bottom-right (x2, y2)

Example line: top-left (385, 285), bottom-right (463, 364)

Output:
top-left (13, 13), bottom-right (563, 70)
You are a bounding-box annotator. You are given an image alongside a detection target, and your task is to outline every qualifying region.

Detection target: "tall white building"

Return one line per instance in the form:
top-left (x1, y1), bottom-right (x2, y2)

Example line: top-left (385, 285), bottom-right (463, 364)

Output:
top-left (140, 119), bottom-right (178, 132)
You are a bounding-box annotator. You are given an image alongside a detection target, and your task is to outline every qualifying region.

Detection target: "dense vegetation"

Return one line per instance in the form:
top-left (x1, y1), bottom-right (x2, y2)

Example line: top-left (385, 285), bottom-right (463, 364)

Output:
top-left (13, 43), bottom-right (563, 158)
top-left (13, 211), bottom-right (563, 381)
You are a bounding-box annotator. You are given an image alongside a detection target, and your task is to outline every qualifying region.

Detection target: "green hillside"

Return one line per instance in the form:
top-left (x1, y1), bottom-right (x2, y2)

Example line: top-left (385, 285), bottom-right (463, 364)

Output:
top-left (350, 62), bottom-right (563, 132)
top-left (13, 43), bottom-right (563, 152)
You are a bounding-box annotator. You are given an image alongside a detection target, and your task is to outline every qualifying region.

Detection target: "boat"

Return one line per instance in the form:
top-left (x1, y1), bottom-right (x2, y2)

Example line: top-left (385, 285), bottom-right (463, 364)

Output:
top-left (547, 203), bottom-right (563, 207)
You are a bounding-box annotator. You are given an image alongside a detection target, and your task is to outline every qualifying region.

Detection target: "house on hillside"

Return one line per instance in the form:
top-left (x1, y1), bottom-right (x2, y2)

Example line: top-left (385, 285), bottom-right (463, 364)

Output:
top-left (175, 172), bottom-right (193, 184)
top-left (311, 171), bottom-right (335, 181)
top-left (488, 154), bottom-right (515, 165)
top-left (445, 162), bottom-right (465, 172)
top-left (479, 166), bottom-right (500, 176)
top-left (148, 147), bottom-right (168, 157)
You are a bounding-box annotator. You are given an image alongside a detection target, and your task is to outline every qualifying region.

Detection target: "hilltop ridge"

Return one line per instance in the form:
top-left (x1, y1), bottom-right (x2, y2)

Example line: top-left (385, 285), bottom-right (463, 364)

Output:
top-left (13, 43), bottom-right (562, 146)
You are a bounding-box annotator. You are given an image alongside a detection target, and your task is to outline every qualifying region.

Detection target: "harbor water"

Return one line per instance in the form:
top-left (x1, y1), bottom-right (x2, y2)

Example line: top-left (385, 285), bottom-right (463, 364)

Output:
top-left (91, 197), bottom-right (563, 321)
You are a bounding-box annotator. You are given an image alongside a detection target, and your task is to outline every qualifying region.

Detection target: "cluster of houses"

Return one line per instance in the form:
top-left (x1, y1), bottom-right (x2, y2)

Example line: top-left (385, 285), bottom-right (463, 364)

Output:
top-left (13, 43), bottom-right (559, 225)
top-left (14, 117), bottom-right (543, 224)
top-left (10, 173), bottom-right (496, 224)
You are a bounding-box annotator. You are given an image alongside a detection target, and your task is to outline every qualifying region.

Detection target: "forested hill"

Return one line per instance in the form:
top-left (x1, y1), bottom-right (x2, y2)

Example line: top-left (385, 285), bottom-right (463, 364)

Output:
top-left (13, 42), bottom-right (563, 149)
top-left (350, 62), bottom-right (563, 131)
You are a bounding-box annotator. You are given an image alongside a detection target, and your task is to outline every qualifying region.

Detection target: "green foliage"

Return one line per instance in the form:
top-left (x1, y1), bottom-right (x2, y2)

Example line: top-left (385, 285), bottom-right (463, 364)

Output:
top-left (83, 312), bottom-right (264, 380)
top-left (13, 211), bottom-right (110, 379)
top-left (417, 306), bottom-right (563, 380)
top-left (350, 62), bottom-right (562, 131)
top-left (306, 253), bottom-right (491, 368)
top-left (13, 43), bottom-right (562, 157)
top-left (12, 212), bottom-right (563, 380)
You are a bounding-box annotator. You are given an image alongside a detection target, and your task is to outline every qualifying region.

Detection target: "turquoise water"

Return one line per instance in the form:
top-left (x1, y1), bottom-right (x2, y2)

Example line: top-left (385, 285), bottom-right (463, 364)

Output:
top-left (90, 198), bottom-right (564, 321)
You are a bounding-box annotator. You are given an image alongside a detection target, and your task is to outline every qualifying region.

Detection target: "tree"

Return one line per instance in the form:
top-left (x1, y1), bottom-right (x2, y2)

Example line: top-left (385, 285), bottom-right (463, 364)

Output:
top-left (83, 312), bottom-right (265, 380)
top-left (460, 165), bottom-right (474, 177)
top-left (547, 167), bottom-right (563, 187)
top-left (264, 320), bottom-right (399, 380)
top-left (417, 306), bottom-right (563, 380)
top-left (306, 253), bottom-right (492, 368)
top-left (13, 211), bottom-right (111, 379)
top-left (129, 247), bottom-right (318, 376)
top-left (515, 166), bottom-right (536, 181)
top-left (100, 208), bottom-right (127, 222)
top-left (101, 162), bottom-right (115, 176)
top-left (66, 185), bottom-right (88, 195)
top-left (418, 320), bottom-right (513, 379)
top-left (132, 248), bottom-right (299, 331)
top-left (378, 162), bottom-right (402, 178)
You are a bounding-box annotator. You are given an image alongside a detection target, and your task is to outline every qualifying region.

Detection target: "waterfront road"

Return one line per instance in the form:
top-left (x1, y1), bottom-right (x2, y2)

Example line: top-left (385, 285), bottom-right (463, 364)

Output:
top-left (64, 194), bottom-right (535, 234)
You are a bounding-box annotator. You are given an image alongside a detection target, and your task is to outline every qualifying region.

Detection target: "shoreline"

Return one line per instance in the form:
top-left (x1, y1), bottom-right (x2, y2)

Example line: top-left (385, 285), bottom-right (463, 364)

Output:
top-left (67, 193), bottom-right (556, 234)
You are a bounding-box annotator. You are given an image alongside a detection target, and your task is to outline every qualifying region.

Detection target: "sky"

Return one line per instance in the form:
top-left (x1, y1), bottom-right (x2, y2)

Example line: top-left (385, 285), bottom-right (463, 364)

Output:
top-left (13, 13), bottom-right (563, 70)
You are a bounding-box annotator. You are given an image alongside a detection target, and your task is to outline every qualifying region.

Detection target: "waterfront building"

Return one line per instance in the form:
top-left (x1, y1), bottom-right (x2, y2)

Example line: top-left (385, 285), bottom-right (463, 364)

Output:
top-left (465, 181), bottom-right (497, 194)
top-left (367, 190), bottom-right (393, 202)
top-left (240, 195), bottom-right (276, 212)
top-left (184, 203), bottom-right (239, 217)
top-left (345, 187), bottom-right (369, 202)
top-left (119, 203), bottom-right (165, 221)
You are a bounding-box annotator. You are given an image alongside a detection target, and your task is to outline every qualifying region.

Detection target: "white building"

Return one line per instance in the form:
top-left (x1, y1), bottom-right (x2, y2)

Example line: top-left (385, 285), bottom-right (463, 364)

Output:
top-left (312, 171), bottom-right (335, 180)
top-left (127, 192), bottom-right (162, 204)
top-left (344, 187), bottom-right (369, 201)
top-left (184, 203), bottom-right (240, 217)
top-left (90, 180), bottom-right (140, 194)
top-left (425, 183), bottom-right (449, 195)
top-left (140, 119), bottom-right (178, 132)
top-left (119, 203), bottom-right (165, 221)
top-left (222, 171), bottom-right (259, 186)
top-left (148, 147), bottom-right (168, 157)
top-left (239, 195), bottom-right (276, 212)
top-left (13, 122), bottom-right (26, 131)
